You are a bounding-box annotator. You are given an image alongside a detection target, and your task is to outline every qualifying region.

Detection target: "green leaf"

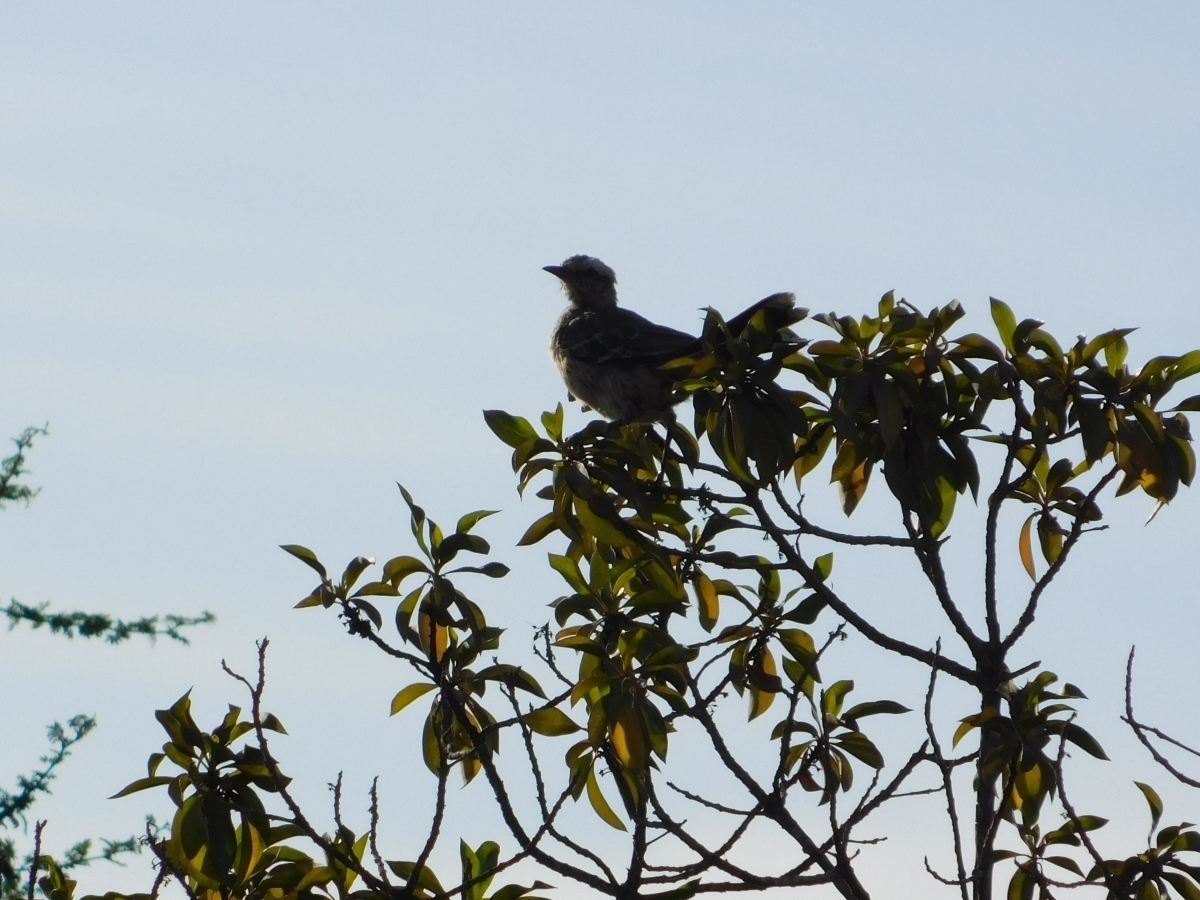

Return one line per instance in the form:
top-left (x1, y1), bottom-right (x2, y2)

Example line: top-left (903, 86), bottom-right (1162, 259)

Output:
top-left (339, 556), bottom-right (374, 590)
top-left (1062, 722), bottom-right (1108, 760)
top-left (383, 555), bottom-right (430, 585)
top-left (835, 731), bottom-right (884, 768)
top-left (483, 410), bottom-right (539, 448)
top-left (548, 554), bottom-right (589, 594)
top-left (280, 544), bottom-right (327, 579)
top-left (813, 552), bottom-right (834, 583)
top-left (1170, 394), bottom-right (1200, 412)
top-left (586, 768), bottom-right (627, 831)
top-left (451, 562), bottom-right (510, 578)
top-left (386, 861), bottom-right (446, 895)
top-left (523, 707), bottom-right (581, 736)
top-left (109, 776), bottom-right (173, 799)
top-left (822, 680), bottom-right (854, 718)
top-left (1135, 781), bottom-right (1164, 835)
top-left (541, 404), bottom-right (565, 442)
top-left (842, 700), bottom-right (910, 725)
top-left (1006, 865), bottom-right (1035, 900)
top-left (1044, 856), bottom-right (1084, 877)
top-left (1074, 815), bottom-right (1108, 832)
top-left (390, 682), bottom-right (437, 716)
top-left (990, 298), bottom-right (1017, 354)
top-left (261, 713), bottom-right (287, 734)
top-left (517, 512), bottom-right (558, 546)
top-left (456, 510), bottom-right (498, 535)
top-left (1105, 336), bottom-right (1129, 373)
top-left (1162, 872), bottom-right (1200, 900)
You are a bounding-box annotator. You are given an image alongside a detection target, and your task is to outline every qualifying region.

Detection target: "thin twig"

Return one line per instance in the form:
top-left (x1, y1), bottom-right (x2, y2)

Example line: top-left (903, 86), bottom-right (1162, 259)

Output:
top-left (1124, 647), bottom-right (1200, 788)
top-left (367, 778), bottom-right (391, 887)
top-left (745, 487), bottom-right (980, 686)
top-left (924, 643), bottom-right (969, 900)
top-left (223, 641), bottom-right (391, 895)
top-left (27, 820), bottom-right (45, 900)
top-left (770, 481), bottom-right (915, 547)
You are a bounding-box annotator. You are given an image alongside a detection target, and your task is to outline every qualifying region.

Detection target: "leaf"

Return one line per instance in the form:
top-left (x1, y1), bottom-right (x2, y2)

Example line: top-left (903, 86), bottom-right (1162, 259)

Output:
top-left (694, 572), bottom-right (720, 632)
top-left (1171, 394), bottom-right (1200, 412)
top-left (483, 410), bottom-right (539, 448)
top-left (280, 544), bottom-right (327, 579)
top-left (842, 700), bottom-right (910, 725)
top-left (1062, 722), bottom-right (1108, 760)
top-left (822, 679), bottom-right (854, 718)
top-left (990, 298), bottom-right (1017, 354)
top-left (548, 554), bottom-right (589, 594)
top-left (835, 731), bottom-right (884, 769)
top-left (109, 776), bottom-right (173, 799)
top-left (1006, 865), bottom-right (1035, 900)
top-left (1135, 781), bottom-right (1164, 835)
top-left (383, 555), bottom-right (430, 585)
top-left (1105, 336), bottom-right (1129, 373)
top-left (586, 768), bottom-right (626, 831)
top-left (340, 556), bottom-right (374, 590)
top-left (610, 704), bottom-right (648, 769)
top-left (813, 552), bottom-right (834, 583)
top-left (573, 495), bottom-right (637, 548)
top-left (1018, 513), bottom-right (1037, 581)
top-left (456, 510), bottom-right (498, 535)
top-left (541, 404), bottom-right (565, 442)
top-left (1044, 856), bottom-right (1084, 877)
top-left (953, 707), bottom-right (997, 747)
top-left (517, 512), bottom-right (558, 546)
top-left (523, 707), bottom-right (581, 736)
top-left (390, 682), bottom-right (437, 716)
top-left (386, 861), bottom-right (445, 895)
top-left (451, 562), bottom-right (510, 578)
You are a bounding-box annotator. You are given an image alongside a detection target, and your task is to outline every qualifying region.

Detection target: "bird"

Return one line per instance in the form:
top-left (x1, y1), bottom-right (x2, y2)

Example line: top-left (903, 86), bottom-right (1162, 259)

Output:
top-left (544, 254), bottom-right (804, 423)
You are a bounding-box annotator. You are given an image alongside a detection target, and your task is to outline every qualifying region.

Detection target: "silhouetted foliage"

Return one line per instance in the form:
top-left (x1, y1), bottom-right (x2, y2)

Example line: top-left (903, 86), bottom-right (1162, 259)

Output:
top-left (44, 296), bottom-right (1200, 900)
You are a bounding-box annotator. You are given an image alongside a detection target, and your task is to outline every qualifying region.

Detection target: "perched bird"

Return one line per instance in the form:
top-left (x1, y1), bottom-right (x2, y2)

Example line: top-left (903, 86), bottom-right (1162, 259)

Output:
top-left (545, 254), bottom-right (802, 423)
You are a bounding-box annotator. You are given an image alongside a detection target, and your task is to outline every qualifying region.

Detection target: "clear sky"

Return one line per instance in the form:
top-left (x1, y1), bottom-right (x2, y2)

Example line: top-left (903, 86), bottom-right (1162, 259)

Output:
top-left (2, 5), bottom-right (1199, 899)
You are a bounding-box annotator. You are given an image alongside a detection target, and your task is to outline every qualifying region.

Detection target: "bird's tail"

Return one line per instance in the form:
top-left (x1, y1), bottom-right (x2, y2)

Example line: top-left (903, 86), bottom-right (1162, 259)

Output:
top-left (722, 291), bottom-right (807, 336)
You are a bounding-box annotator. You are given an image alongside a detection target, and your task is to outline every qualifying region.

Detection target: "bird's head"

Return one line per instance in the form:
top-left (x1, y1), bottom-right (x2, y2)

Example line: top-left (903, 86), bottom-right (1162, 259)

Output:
top-left (543, 255), bottom-right (618, 310)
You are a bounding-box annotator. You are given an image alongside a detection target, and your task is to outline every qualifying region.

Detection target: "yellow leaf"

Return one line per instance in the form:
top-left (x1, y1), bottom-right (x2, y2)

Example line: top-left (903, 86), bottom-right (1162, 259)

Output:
top-left (694, 572), bottom-right (720, 632)
top-left (390, 682), bottom-right (436, 716)
top-left (573, 496), bottom-right (636, 548)
top-left (1018, 513), bottom-right (1037, 581)
top-left (610, 706), bottom-right (647, 770)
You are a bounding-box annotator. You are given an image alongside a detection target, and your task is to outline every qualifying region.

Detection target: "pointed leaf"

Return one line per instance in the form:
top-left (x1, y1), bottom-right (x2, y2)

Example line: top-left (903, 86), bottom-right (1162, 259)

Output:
top-left (1019, 514), bottom-right (1037, 581)
top-left (390, 682), bottom-right (437, 716)
top-left (280, 545), bottom-right (327, 579)
top-left (586, 769), bottom-right (626, 831)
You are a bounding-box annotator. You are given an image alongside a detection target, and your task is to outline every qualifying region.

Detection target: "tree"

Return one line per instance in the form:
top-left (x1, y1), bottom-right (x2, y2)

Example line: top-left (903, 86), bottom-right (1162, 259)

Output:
top-left (72, 295), bottom-right (1200, 900)
top-left (1, 426), bottom-right (214, 900)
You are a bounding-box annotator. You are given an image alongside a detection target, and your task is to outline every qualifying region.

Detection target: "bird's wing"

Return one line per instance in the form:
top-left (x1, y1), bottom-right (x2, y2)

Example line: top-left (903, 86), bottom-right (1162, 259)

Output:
top-left (558, 309), bottom-right (698, 365)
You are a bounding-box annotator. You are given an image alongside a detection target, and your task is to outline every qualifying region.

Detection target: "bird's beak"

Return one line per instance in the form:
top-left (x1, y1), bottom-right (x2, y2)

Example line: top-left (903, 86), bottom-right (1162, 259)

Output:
top-left (542, 265), bottom-right (566, 279)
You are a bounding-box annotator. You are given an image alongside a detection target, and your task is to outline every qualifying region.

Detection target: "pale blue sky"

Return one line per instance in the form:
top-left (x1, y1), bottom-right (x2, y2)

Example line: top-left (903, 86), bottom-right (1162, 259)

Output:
top-left (2, 5), bottom-right (1199, 898)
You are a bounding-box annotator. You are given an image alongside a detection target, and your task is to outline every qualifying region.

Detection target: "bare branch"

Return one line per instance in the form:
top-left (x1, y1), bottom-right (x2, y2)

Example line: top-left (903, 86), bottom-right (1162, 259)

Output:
top-left (770, 481), bottom-right (916, 547)
top-left (924, 644), bottom-right (969, 900)
top-left (26, 820), bottom-right (45, 900)
top-left (1124, 647), bottom-right (1200, 788)
top-left (744, 488), bottom-right (981, 686)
